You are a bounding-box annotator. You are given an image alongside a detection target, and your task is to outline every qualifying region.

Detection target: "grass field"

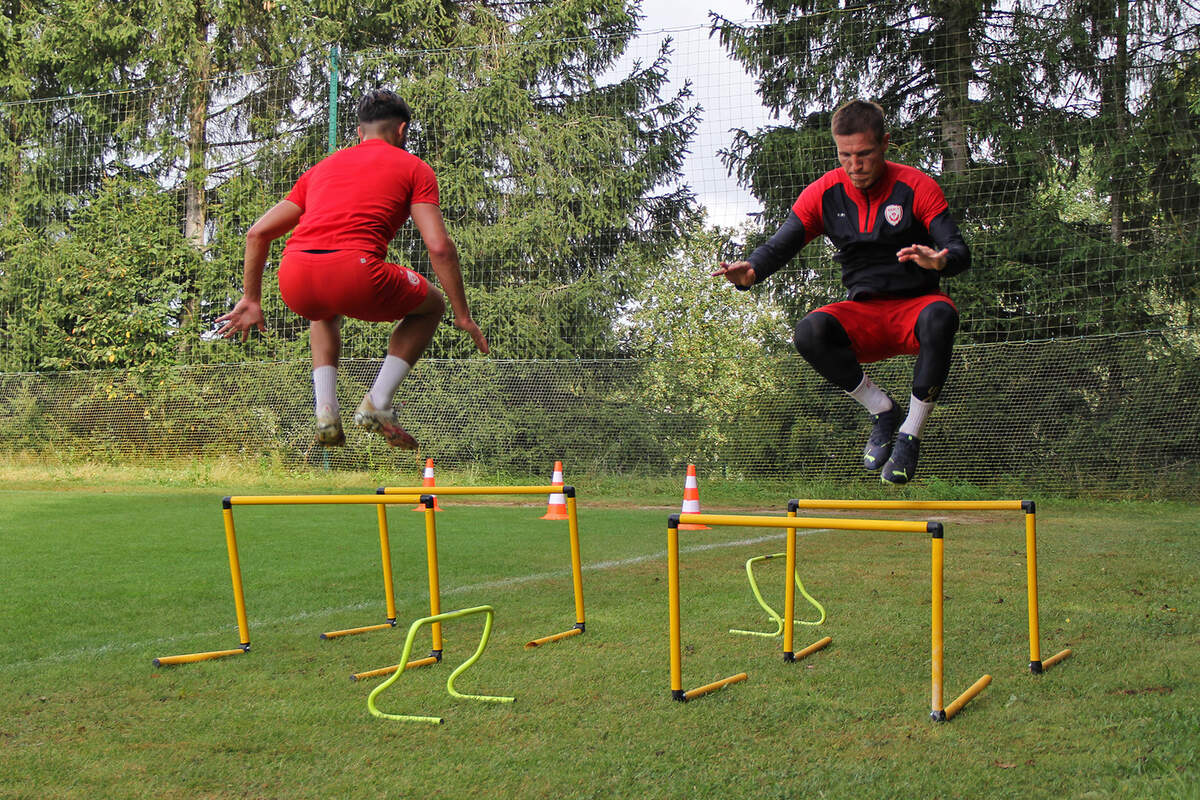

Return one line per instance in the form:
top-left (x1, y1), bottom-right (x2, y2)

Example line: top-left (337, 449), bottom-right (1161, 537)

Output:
top-left (1, 468), bottom-right (1197, 799)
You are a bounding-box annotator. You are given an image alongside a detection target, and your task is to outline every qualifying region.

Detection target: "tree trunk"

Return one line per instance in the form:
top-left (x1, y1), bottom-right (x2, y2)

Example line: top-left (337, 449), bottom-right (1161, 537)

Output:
top-left (181, 1), bottom-right (211, 347)
top-left (932, 0), bottom-right (976, 175)
top-left (1096, 0), bottom-right (1129, 244)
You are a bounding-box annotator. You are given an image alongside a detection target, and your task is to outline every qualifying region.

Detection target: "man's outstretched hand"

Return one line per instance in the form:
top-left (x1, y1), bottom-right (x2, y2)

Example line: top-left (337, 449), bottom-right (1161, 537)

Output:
top-left (897, 244), bottom-right (949, 271)
top-left (454, 316), bottom-right (490, 354)
top-left (712, 260), bottom-right (756, 288)
top-left (214, 297), bottom-right (266, 342)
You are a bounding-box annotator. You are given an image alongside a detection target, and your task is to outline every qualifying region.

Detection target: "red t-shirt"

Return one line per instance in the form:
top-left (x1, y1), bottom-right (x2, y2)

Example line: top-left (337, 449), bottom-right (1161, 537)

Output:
top-left (282, 138), bottom-right (440, 258)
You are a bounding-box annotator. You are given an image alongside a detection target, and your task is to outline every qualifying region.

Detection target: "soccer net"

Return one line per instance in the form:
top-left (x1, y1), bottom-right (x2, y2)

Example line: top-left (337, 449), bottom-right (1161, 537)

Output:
top-left (0, 4), bottom-right (1196, 496)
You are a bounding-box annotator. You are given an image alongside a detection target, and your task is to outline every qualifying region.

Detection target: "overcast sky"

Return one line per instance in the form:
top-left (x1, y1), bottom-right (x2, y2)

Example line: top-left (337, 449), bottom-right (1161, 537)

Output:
top-left (631, 0), bottom-right (775, 227)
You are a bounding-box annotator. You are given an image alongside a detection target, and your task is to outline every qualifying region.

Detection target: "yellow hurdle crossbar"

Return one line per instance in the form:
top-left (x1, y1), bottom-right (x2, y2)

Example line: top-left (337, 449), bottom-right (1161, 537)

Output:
top-left (380, 485), bottom-right (588, 650)
top-left (785, 499), bottom-right (1072, 675)
top-left (669, 511), bottom-right (990, 722)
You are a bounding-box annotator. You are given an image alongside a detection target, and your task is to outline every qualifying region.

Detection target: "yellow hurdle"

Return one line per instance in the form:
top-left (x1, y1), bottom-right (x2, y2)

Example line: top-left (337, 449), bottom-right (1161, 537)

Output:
top-left (380, 485), bottom-right (587, 648)
top-left (154, 485), bottom-right (589, 668)
top-left (669, 511), bottom-right (990, 722)
top-left (152, 493), bottom-right (424, 666)
top-left (785, 499), bottom-right (1072, 675)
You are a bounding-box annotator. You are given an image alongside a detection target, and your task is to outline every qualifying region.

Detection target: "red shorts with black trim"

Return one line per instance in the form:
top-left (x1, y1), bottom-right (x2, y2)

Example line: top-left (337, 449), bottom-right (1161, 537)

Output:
top-left (277, 250), bottom-right (430, 322)
top-left (812, 293), bottom-right (957, 364)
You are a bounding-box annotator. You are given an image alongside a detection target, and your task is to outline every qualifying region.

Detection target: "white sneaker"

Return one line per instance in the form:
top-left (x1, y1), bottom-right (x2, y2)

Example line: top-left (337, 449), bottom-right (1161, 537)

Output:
top-left (353, 396), bottom-right (418, 450)
top-left (315, 405), bottom-right (345, 447)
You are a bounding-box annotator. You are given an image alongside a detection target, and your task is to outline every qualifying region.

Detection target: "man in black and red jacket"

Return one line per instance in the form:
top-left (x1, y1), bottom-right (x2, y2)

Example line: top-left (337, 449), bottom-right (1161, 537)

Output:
top-left (714, 100), bottom-right (970, 484)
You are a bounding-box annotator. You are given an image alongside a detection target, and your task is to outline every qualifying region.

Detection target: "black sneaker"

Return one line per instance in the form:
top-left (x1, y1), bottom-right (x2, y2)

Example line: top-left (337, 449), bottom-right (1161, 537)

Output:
top-left (881, 433), bottom-right (920, 485)
top-left (862, 400), bottom-right (901, 471)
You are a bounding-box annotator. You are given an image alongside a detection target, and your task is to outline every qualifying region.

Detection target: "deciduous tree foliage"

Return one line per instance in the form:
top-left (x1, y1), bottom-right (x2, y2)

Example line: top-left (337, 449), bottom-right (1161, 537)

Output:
top-left (0, 0), bottom-right (698, 369)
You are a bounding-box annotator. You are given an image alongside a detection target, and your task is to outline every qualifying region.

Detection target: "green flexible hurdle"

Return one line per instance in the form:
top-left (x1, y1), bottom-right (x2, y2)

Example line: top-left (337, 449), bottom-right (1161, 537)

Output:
top-left (367, 606), bottom-right (514, 724)
top-left (729, 553), bottom-right (826, 637)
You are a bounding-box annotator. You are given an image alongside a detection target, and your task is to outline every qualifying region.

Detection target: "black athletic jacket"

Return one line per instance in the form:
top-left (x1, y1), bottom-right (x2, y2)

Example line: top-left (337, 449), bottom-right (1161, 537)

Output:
top-left (747, 161), bottom-right (970, 299)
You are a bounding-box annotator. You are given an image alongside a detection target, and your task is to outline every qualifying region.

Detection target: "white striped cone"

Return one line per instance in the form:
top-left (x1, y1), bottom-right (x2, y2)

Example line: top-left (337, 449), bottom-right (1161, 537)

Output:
top-left (678, 464), bottom-right (710, 530)
top-left (541, 460), bottom-right (569, 520)
top-left (412, 457), bottom-right (443, 511)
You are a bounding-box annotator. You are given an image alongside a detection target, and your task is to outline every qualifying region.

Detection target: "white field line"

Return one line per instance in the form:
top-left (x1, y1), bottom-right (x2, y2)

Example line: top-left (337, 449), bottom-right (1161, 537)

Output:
top-left (1, 529), bottom-right (826, 672)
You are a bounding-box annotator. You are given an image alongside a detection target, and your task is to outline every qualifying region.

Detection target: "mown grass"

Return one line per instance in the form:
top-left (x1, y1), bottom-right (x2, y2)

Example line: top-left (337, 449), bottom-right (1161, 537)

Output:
top-left (0, 470), bottom-right (1196, 799)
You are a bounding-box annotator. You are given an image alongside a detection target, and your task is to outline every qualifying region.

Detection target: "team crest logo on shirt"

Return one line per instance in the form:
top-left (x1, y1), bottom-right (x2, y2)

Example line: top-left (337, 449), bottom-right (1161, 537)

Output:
top-left (884, 204), bottom-right (903, 226)
top-left (406, 270), bottom-right (420, 286)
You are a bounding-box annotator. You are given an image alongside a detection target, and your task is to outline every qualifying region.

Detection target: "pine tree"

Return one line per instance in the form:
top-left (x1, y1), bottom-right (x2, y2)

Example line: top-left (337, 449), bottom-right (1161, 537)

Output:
top-left (713, 0), bottom-right (1200, 340)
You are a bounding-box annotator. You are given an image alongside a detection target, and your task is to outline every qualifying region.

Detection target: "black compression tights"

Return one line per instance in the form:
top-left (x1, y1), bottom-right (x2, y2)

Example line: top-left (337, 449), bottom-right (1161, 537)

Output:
top-left (792, 302), bottom-right (959, 402)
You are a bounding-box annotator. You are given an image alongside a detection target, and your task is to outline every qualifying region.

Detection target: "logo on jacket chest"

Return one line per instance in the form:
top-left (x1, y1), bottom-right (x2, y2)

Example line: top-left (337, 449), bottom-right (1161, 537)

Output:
top-left (884, 204), bottom-right (904, 226)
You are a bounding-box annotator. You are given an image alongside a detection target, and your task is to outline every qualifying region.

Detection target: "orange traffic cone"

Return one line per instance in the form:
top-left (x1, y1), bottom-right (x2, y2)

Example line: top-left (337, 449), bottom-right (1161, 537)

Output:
top-left (677, 464), bottom-right (710, 529)
top-left (540, 460), bottom-right (569, 520)
top-left (412, 458), bottom-right (443, 511)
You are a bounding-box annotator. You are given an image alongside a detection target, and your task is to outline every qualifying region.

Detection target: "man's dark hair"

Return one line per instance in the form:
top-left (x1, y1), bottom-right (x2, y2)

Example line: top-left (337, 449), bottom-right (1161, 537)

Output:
top-left (831, 99), bottom-right (886, 142)
top-left (357, 90), bottom-right (412, 124)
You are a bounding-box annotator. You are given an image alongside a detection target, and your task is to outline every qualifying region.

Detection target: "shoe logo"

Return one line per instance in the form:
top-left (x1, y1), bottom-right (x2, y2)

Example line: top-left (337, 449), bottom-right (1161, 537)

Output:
top-left (884, 204), bottom-right (903, 226)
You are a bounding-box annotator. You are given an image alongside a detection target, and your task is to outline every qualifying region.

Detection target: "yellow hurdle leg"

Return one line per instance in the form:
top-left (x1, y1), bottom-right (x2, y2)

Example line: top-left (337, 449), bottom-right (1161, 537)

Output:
top-left (682, 672), bottom-right (748, 701)
top-left (378, 501), bottom-right (398, 624)
top-left (668, 522), bottom-right (683, 700)
top-left (1025, 508), bottom-right (1042, 671)
top-left (153, 648), bottom-right (248, 667)
top-left (783, 513), bottom-right (797, 659)
top-left (793, 636), bottom-right (832, 661)
top-left (931, 531), bottom-right (945, 721)
top-left (423, 499), bottom-right (443, 654)
top-left (566, 493), bottom-right (586, 629)
top-left (350, 655), bottom-right (440, 682)
top-left (223, 505), bottom-right (251, 650)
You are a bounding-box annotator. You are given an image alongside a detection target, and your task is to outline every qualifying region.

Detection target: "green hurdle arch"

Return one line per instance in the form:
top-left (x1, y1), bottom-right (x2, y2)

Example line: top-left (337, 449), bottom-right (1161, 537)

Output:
top-left (367, 605), bottom-right (514, 724)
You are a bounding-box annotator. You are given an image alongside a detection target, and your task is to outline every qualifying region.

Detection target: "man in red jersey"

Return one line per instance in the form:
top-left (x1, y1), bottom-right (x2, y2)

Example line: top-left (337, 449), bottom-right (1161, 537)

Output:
top-left (217, 90), bottom-right (488, 450)
top-left (714, 100), bottom-right (970, 484)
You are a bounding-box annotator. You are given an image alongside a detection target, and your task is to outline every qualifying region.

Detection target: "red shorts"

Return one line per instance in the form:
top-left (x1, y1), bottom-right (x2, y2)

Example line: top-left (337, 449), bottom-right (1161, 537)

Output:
top-left (812, 293), bottom-right (957, 364)
top-left (277, 250), bottom-right (430, 322)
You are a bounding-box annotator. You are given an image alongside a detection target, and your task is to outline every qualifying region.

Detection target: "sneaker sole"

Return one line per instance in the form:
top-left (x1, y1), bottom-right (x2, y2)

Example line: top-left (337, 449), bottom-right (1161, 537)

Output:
top-left (863, 448), bottom-right (891, 471)
top-left (353, 413), bottom-right (419, 450)
top-left (315, 432), bottom-right (346, 447)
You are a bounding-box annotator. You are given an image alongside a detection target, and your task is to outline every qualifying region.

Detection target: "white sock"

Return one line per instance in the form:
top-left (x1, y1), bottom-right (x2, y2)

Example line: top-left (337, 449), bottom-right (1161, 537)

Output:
top-left (847, 374), bottom-right (894, 415)
top-left (368, 355), bottom-right (412, 410)
top-left (313, 366), bottom-right (338, 415)
top-left (899, 394), bottom-right (935, 437)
